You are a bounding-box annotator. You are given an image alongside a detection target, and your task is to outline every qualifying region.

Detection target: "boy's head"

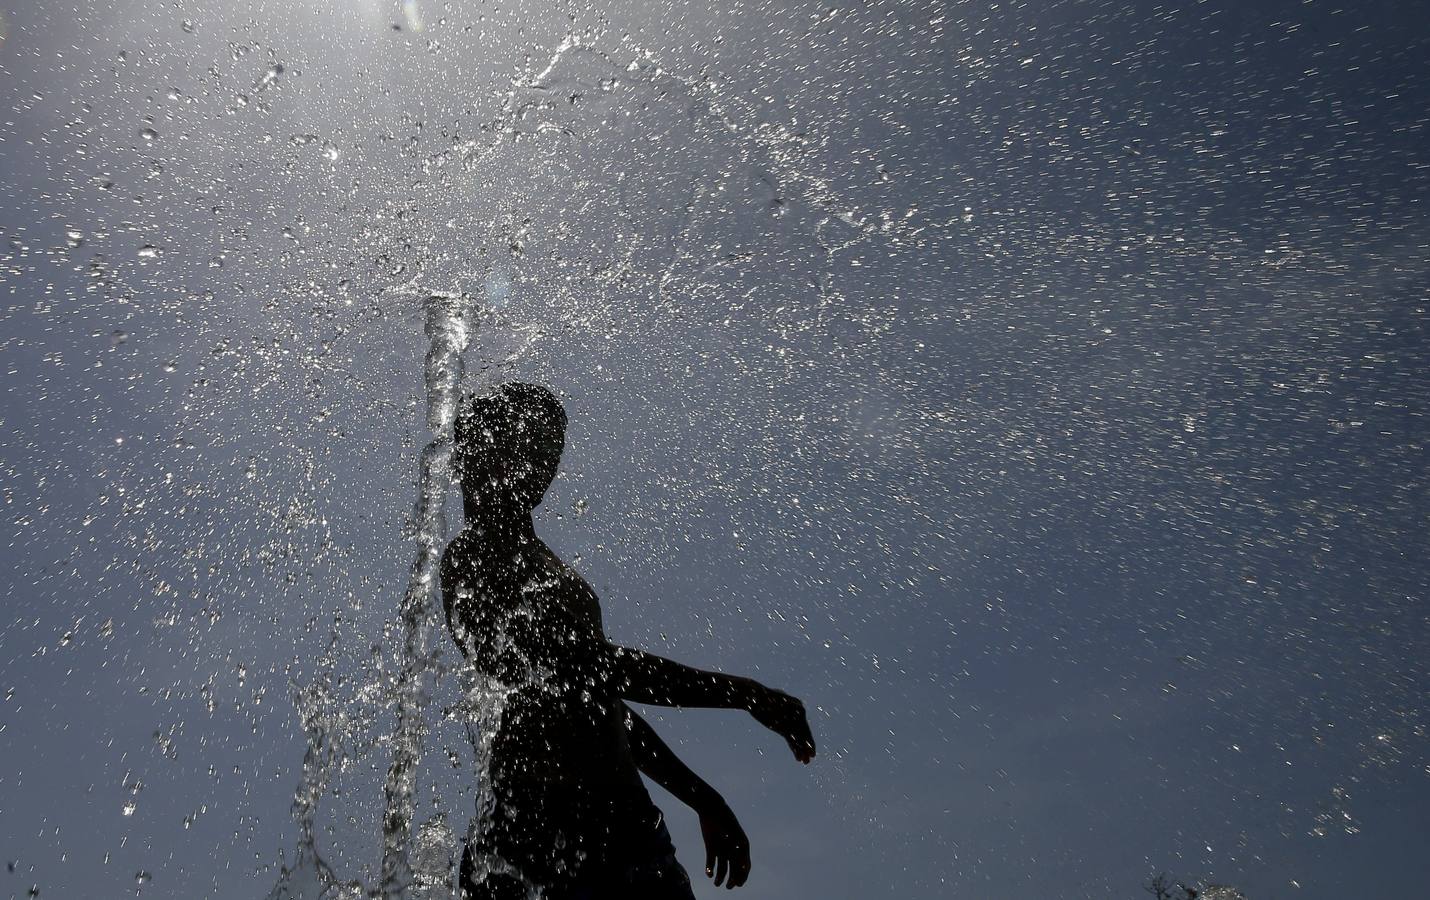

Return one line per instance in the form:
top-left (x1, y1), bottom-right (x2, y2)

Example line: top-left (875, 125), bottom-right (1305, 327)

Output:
top-left (453, 382), bottom-right (566, 511)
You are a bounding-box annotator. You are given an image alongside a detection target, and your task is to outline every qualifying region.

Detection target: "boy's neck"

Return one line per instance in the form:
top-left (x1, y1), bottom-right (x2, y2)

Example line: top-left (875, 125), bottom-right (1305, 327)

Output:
top-left (462, 496), bottom-right (537, 543)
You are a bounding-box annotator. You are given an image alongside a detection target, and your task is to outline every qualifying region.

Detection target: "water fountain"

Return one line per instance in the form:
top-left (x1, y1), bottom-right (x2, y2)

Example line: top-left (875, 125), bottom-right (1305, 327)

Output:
top-left (2, 3), bottom-right (1426, 899)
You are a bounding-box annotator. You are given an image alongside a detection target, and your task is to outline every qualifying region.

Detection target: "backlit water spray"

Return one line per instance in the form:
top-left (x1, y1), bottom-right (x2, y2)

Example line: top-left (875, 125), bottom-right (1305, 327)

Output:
top-left (4, 7), bottom-right (1422, 898)
top-left (379, 289), bottom-right (472, 900)
top-left (264, 288), bottom-right (472, 900)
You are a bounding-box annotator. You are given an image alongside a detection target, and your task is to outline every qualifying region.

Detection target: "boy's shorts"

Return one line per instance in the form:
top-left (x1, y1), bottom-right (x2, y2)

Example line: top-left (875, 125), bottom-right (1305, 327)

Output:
top-left (461, 815), bottom-right (696, 900)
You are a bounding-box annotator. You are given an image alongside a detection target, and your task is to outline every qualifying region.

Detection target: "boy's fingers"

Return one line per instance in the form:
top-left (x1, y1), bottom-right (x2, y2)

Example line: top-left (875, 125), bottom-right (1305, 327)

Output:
top-left (732, 852), bottom-right (752, 887)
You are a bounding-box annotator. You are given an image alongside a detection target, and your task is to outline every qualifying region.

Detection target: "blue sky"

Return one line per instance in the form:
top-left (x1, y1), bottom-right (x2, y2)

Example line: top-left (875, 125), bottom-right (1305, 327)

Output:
top-left (1, 1), bottom-right (1427, 898)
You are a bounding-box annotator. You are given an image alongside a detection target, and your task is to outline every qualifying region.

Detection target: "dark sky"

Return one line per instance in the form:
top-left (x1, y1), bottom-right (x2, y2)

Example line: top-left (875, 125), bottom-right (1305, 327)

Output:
top-left (1, 1), bottom-right (1427, 898)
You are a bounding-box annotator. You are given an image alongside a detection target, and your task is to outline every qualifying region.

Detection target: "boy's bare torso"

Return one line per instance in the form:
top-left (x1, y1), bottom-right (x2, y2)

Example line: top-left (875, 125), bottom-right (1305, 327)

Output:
top-left (441, 528), bottom-right (660, 873)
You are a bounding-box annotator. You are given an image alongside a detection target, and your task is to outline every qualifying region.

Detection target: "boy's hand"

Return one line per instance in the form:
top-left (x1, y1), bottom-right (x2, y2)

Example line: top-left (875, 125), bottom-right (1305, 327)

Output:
top-left (699, 798), bottom-right (751, 888)
top-left (749, 686), bottom-right (816, 764)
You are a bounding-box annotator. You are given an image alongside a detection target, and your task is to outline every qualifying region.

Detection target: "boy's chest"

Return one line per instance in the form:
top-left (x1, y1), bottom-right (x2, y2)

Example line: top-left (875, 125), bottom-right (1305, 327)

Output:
top-left (529, 554), bottom-right (604, 636)
top-left (465, 549), bottom-right (604, 642)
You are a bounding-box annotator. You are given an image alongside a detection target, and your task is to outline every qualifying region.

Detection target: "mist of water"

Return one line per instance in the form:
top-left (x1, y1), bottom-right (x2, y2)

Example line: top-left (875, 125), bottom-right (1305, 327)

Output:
top-left (2, 3), bottom-right (1426, 899)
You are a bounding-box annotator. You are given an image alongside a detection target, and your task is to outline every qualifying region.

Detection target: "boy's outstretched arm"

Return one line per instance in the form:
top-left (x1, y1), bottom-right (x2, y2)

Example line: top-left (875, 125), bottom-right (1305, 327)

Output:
top-left (603, 645), bottom-right (816, 764)
top-left (623, 703), bottom-right (751, 888)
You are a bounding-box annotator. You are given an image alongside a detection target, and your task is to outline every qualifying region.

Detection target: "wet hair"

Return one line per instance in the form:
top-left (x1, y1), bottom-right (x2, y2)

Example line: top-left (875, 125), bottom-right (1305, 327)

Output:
top-left (453, 382), bottom-right (566, 509)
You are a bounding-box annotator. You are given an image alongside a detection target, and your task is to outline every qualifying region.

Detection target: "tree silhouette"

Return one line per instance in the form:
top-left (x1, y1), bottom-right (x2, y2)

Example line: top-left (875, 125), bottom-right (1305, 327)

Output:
top-left (1146, 873), bottom-right (1197, 900)
top-left (1145, 874), bottom-right (1251, 900)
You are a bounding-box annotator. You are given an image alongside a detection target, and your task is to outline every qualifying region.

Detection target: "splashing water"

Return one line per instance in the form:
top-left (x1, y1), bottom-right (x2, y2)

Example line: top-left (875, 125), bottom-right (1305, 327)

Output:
top-left (264, 628), bottom-right (366, 900)
top-left (268, 287), bottom-right (488, 900)
top-left (4, 4), bottom-right (1428, 900)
